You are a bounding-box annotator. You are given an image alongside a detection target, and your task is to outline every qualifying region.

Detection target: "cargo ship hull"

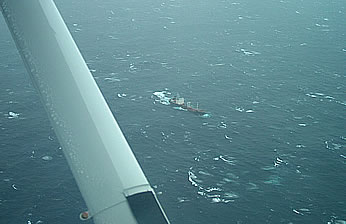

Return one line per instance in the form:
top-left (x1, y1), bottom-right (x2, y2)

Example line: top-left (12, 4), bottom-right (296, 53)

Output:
top-left (169, 97), bottom-right (207, 115)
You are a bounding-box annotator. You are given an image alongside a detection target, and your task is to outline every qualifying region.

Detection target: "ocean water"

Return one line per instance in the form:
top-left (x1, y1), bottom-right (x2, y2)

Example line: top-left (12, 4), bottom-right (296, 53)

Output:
top-left (0, 0), bottom-right (345, 223)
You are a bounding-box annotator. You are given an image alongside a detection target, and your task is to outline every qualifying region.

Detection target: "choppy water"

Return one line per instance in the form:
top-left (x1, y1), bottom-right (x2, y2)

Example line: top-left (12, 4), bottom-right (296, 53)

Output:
top-left (0, 0), bottom-right (345, 223)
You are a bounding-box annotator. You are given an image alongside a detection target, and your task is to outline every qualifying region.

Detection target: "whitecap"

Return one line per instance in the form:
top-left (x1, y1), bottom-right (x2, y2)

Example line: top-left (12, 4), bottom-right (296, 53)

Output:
top-left (12, 184), bottom-right (18, 190)
top-left (235, 107), bottom-right (244, 112)
top-left (173, 106), bottom-right (186, 111)
top-left (104, 77), bottom-right (121, 82)
top-left (117, 93), bottom-right (127, 98)
top-left (324, 95), bottom-right (335, 100)
top-left (325, 140), bottom-right (343, 150)
top-left (197, 191), bottom-right (205, 196)
top-left (336, 100), bottom-right (346, 106)
top-left (293, 209), bottom-right (303, 215)
top-left (153, 91), bottom-right (171, 105)
top-left (8, 111), bottom-right (19, 119)
top-left (224, 135), bottom-right (232, 140)
top-left (298, 208), bottom-right (311, 212)
top-left (226, 172), bottom-right (239, 179)
top-left (205, 187), bottom-right (222, 193)
top-left (239, 48), bottom-right (261, 56)
top-left (219, 156), bottom-right (236, 165)
top-left (315, 92), bottom-right (325, 96)
top-left (296, 144), bottom-right (306, 148)
top-left (198, 170), bottom-right (212, 176)
top-left (223, 192), bottom-right (239, 199)
top-left (264, 175), bottom-right (281, 185)
top-left (261, 166), bottom-right (275, 171)
top-left (188, 171), bottom-right (199, 187)
top-left (306, 93), bottom-right (317, 98)
top-left (202, 113), bottom-right (211, 118)
top-left (276, 157), bottom-right (283, 163)
top-left (247, 182), bottom-right (259, 190)
top-left (177, 197), bottom-right (189, 203)
top-left (211, 197), bottom-right (221, 203)
top-left (41, 155), bottom-right (53, 161)
top-left (222, 178), bottom-right (236, 183)
top-left (219, 122), bottom-right (227, 128)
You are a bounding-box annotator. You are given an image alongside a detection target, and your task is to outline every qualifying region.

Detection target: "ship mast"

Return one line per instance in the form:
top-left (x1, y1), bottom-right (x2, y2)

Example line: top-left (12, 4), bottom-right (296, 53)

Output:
top-left (0, 0), bottom-right (170, 223)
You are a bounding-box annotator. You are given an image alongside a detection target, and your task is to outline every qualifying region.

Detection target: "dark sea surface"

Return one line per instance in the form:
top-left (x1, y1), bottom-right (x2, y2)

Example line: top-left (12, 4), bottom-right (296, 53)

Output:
top-left (0, 0), bottom-right (345, 223)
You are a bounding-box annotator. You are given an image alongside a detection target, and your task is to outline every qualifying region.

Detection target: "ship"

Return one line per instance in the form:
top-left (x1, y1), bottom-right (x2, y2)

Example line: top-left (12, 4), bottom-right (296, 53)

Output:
top-left (169, 96), bottom-right (207, 115)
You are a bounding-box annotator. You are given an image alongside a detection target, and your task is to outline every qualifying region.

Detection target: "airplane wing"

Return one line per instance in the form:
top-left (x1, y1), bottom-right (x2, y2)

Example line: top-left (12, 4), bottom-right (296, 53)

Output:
top-left (0, 0), bottom-right (170, 223)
